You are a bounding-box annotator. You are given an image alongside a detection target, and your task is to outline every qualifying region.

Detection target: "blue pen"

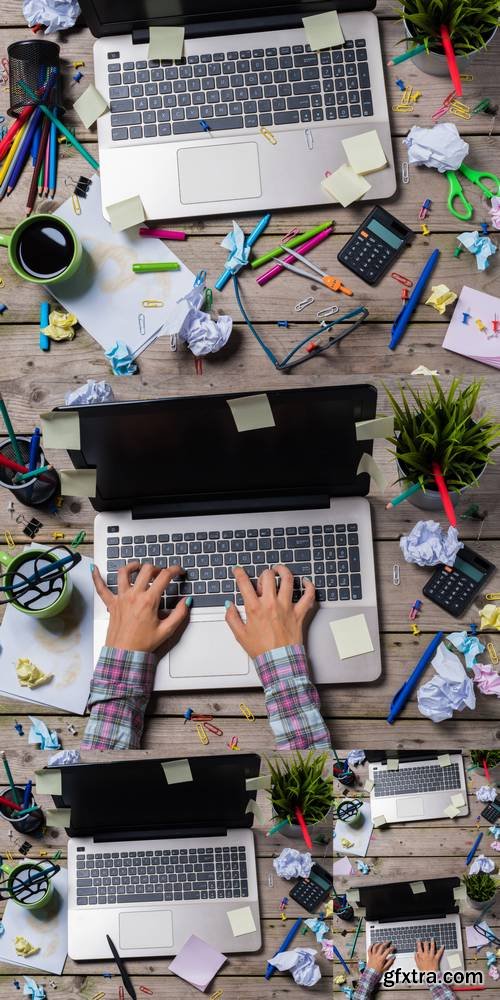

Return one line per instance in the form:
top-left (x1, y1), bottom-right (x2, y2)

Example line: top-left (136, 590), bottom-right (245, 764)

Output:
top-left (39, 302), bottom-right (50, 352)
top-left (387, 631), bottom-right (443, 724)
top-left (465, 832), bottom-right (483, 866)
top-left (332, 944), bottom-right (350, 976)
top-left (22, 779), bottom-right (32, 810)
top-left (215, 212), bottom-right (272, 292)
top-left (265, 916), bottom-right (302, 980)
top-left (28, 427), bottom-right (41, 473)
top-left (388, 248), bottom-right (440, 350)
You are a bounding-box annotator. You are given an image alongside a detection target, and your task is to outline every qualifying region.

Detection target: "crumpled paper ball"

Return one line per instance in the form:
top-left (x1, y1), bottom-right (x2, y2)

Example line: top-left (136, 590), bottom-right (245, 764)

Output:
top-left (268, 947), bottom-right (321, 987)
top-left (403, 123), bottom-right (469, 172)
top-left (400, 520), bottom-right (463, 568)
top-left (273, 848), bottom-right (313, 880)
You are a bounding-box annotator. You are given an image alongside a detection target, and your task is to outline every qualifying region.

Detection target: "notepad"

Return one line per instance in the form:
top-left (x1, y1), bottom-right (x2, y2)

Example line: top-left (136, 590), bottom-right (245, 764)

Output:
top-left (342, 130), bottom-right (388, 175)
top-left (387, 758), bottom-right (399, 771)
top-left (451, 793), bottom-right (466, 808)
top-left (35, 769), bottom-right (62, 795)
top-left (303, 11), bottom-right (344, 50)
top-left (106, 194), bottom-right (146, 232)
top-left (443, 804), bottom-right (460, 819)
top-left (228, 393), bottom-right (275, 432)
top-left (162, 759), bottom-right (193, 785)
top-left (59, 469), bottom-right (97, 497)
top-left (448, 952), bottom-right (462, 970)
top-left (149, 26), bottom-right (185, 61)
top-left (329, 613), bottom-right (374, 660)
top-left (73, 83), bottom-right (108, 129)
top-left (168, 934), bottom-right (226, 992)
top-left (227, 906), bottom-right (256, 937)
top-left (322, 164), bottom-right (371, 207)
top-left (355, 415), bottom-right (394, 441)
top-left (372, 815), bottom-right (387, 828)
top-left (364, 779), bottom-right (374, 792)
top-left (41, 411), bottom-right (81, 450)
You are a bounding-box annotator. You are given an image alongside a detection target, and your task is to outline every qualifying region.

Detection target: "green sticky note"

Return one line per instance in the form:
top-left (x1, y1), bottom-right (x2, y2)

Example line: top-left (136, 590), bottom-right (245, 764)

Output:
top-left (73, 83), bottom-right (108, 128)
top-left (149, 26), bottom-right (185, 61)
top-left (46, 808), bottom-right (71, 828)
top-left (35, 769), bottom-right (62, 795)
top-left (161, 759), bottom-right (193, 785)
top-left (303, 11), bottom-right (345, 50)
top-left (60, 468), bottom-right (97, 497)
top-left (355, 416), bottom-right (394, 441)
top-left (245, 775), bottom-right (272, 791)
top-left (227, 905), bottom-right (256, 937)
top-left (228, 394), bottom-right (275, 433)
top-left (41, 411), bottom-right (81, 450)
top-left (106, 195), bottom-right (146, 232)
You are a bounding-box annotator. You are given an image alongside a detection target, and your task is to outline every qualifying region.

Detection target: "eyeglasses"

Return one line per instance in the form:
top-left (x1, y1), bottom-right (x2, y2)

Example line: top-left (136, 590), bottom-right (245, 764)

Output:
top-left (232, 276), bottom-right (368, 372)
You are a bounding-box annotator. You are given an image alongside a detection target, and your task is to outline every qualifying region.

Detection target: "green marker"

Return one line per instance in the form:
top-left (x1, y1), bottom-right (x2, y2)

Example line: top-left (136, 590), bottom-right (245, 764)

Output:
top-left (250, 221), bottom-right (333, 269)
top-left (132, 262), bottom-right (181, 273)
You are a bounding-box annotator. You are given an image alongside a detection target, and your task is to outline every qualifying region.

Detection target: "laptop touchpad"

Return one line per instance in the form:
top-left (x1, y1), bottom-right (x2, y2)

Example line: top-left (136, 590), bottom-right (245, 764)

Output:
top-left (396, 797), bottom-right (425, 819)
top-left (119, 910), bottom-right (173, 950)
top-left (178, 142), bottom-right (261, 203)
top-left (170, 621), bottom-right (250, 678)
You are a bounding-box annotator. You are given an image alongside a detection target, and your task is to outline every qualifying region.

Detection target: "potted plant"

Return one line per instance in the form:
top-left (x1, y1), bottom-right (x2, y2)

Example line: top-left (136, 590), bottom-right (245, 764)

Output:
top-left (462, 872), bottom-right (499, 911)
top-left (385, 377), bottom-right (500, 512)
top-left (267, 751), bottom-right (332, 841)
top-left (395, 0), bottom-right (500, 78)
top-left (470, 749), bottom-right (500, 781)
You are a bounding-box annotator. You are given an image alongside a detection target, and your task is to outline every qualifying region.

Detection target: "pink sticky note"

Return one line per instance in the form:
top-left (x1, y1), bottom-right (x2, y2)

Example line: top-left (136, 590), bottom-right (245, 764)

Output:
top-left (333, 857), bottom-right (354, 876)
top-left (168, 934), bottom-right (227, 992)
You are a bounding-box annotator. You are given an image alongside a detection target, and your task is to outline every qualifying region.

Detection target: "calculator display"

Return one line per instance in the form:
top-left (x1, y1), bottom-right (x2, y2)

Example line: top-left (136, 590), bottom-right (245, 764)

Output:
top-left (453, 556), bottom-right (485, 583)
top-left (311, 872), bottom-right (332, 891)
top-left (367, 219), bottom-right (404, 249)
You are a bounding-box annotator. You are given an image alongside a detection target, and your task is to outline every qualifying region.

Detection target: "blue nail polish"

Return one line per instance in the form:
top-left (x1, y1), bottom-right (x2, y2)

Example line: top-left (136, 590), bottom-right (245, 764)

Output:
top-left (90, 563), bottom-right (95, 572)
top-left (186, 595), bottom-right (193, 608)
top-left (224, 600), bottom-right (232, 609)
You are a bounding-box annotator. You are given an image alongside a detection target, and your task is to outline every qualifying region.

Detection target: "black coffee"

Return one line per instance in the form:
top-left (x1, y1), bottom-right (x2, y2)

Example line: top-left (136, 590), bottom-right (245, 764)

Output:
top-left (16, 217), bottom-right (75, 279)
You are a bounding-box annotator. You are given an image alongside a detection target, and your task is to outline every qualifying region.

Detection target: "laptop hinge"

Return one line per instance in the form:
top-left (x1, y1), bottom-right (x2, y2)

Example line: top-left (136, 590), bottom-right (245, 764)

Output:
top-left (131, 494), bottom-right (331, 519)
top-left (377, 913), bottom-right (448, 923)
top-left (132, 27), bottom-right (149, 45)
top-left (91, 826), bottom-right (228, 842)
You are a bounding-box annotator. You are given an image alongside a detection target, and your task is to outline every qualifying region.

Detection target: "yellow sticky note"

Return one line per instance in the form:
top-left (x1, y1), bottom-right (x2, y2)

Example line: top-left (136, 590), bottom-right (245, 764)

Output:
top-left (451, 793), bottom-right (466, 809)
top-left (245, 799), bottom-right (265, 824)
top-left (453, 885), bottom-right (467, 902)
top-left (246, 775), bottom-right (272, 791)
top-left (355, 416), bottom-right (394, 441)
top-left (106, 194), bottom-right (146, 232)
top-left (35, 769), bottom-right (62, 795)
top-left (303, 11), bottom-right (344, 50)
top-left (329, 613), bottom-right (374, 660)
top-left (387, 758), bottom-right (399, 771)
top-left (342, 130), bottom-right (388, 175)
top-left (322, 164), bottom-right (371, 207)
top-left (41, 411), bottom-right (81, 450)
top-left (364, 779), bottom-right (374, 792)
top-left (410, 881), bottom-right (426, 894)
top-left (149, 26), bottom-right (185, 61)
top-left (443, 804), bottom-right (460, 819)
top-left (227, 906), bottom-right (257, 937)
top-left (372, 815), bottom-right (387, 828)
top-left (73, 83), bottom-right (108, 129)
top-left (46, 808), bottom-right (71, 828)
top-left (60, 468), bottom-right (97, 497)
top-left (357, 452), bottom-right (386, 492)
top-left (448, 952), bottom-right (462, 970)
top-left (228, 394), bottom-right (275, 432)
top-left (437, 754), bottom-right (452, 767)
top-left (161, 759), bottom-right (193, 785)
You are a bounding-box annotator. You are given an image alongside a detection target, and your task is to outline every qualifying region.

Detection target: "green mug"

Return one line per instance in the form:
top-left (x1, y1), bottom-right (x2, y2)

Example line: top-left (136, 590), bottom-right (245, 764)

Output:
top-left (0, 213), bottom-right (82, 285)
top-left (1, 860), bottom-right (57, 910)
top-left (0, 548), bottom-right (73, 618)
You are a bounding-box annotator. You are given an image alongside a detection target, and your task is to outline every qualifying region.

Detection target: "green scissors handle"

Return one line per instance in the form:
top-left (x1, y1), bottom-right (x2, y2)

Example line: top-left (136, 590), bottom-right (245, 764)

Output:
top-left (446, 170), bottom-right (474, 221)
top-left (459, 163), bottom-right (500, 200)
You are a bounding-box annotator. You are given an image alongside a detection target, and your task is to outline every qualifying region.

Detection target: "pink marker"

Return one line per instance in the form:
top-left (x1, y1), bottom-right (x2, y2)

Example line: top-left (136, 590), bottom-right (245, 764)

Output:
top-left (257, 226), bottom-right (334, 286)
top-left (139, 227), bottom-right (186, 240)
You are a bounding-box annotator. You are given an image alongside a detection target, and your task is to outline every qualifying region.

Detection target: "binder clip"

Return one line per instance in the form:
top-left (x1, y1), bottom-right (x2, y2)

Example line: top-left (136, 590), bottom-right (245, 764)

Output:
top-left (74, 176), bottom-right (92, 198)
top-left (239, 702), bottom-right (255, 721)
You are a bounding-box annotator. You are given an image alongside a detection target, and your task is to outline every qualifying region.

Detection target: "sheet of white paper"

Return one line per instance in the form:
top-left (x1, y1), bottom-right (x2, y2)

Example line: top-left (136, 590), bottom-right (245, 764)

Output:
top-left (60, 469), bottom-right (97, 498)
top-left (161, 759), bottom-right (193, 785)
top-left (228, 394), bottom-right (275, 432)
top-left (442, 285), bottom-right (500, 371)
top-left (333, 802), bottom-right (373, 857)
top-left (355, 416), bottom-right (394, 441)
top-left (40, 412), bottom-right (81, 450)
top-left (303, 11), bottom-right (344, 50)
top-left (149, 26), bottom-right (185, 60)
top-left (245, 775), bottom-right (272, 791)
top-left (329, 613), bottom-right (374, 660)
top-left (0, 546), bottom-right (94, 715)
top-left (410, 881), bottom-right (426, 894)
top-left (35, 769), bottom-right (62, 795)
top-left (332, 857), bottom-right (354, 876)
top-left (0, 869), bottom-right (68, 974)
top-left (227, 906), bottom-right (256, 937)
top-left (49, 177), bottom-right (195, 359)
top-left (437, 754), bottom-right (452, 767)
top-left (45, 809), bottom-right (71, 828)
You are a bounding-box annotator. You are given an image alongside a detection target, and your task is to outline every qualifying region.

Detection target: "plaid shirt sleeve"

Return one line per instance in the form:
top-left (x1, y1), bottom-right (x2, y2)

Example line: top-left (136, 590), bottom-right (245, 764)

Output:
top-left (353, 968), bottom-right (381, 999)
top-left (429, 987), bottom-right (455, 1000)
top-left (81, 646), bottom-right (157, 750)
top-left (253, 644), bottom-right (331, 750)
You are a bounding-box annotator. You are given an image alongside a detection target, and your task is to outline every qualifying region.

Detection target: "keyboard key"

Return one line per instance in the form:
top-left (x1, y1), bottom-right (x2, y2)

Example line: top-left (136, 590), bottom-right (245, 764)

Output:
top-left (111, 113), bottom-right (141, 126)
top-left (109, 86), bottom-right (129, 99)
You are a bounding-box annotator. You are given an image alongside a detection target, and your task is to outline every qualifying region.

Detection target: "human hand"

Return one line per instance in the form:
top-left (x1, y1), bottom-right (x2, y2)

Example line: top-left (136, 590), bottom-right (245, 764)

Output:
top-left (224, 565), bottom-right (316, 659)
top-left (92, 561), bottom-right (191, 654)
top-left (367, 942), bottom-right (396, 975)
top-left (415, 940), bottom-right (445, 973)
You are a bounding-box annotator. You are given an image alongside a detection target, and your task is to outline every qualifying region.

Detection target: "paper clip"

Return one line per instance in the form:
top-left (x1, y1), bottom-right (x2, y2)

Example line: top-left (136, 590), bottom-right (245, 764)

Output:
top-left (204, 722), bottom-right (223, 736)
top-left (401, 161), bottom-right (410, 184)
top-left (196, 723), bottom-right (209, 745)
top-left (449, 99), bottom-right (471, 119)
top-left (4, 531), bottom-right (15, 550)
top-left (239, 702), bottom-right (255, 721)
top-left (316, 305), bottom-right (339, 320)
top-left (142, 299), bottom-right (164, 307)
top-left (393, 563), bottom-right (400, 586)
top-left (282, 228), bottom-right (299, 242)
top-left (0, 277), bottom-right (4, 288)
top-left (487, 642), bottom-right (499, 665)
top-left (268, 873), bottom-right (274, 887)
top-left (260, 126), bottom-right (277, 145)
top-left (295, 295), bottom-right (314, 312)
top-left (209, 992), bottom-right (223, 1000)
top-left (169, 333), bottom-right (177, 352)
top-left (139, 988), bottom-right (153, 995)
top-left (72, 194), bottom-right (81, 215)
top-left (119, 988), bottom-right (124, 1000)
top-left (304, 127), bottom-right (314, 150)
top-left (460, 73), bottom-right (473, 81)
top-left (138, 313), bottom-right (146, 336)
top-left (391, 272), bottom-right (413, 288)
top-left (194, 269), bottom-right (207, 286)
top-left (92, 994), bottom-right (105, 1000)
top-left (1, 58), bottom-right (9, 82)
top-left (485, 593), bottom-right (500, 601)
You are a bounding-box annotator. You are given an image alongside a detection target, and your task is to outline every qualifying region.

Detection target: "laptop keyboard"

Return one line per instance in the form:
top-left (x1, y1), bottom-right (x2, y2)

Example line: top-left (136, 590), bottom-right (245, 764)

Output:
top-left (371, 923), bottom-right (458, 954)
top-left (106, 522), bottom-right (363, 607)
top-left (76, 845), bottom-right (249, 905)
top-left (107, 39), bottom-right (373, 142)
top-left (373, 764), bottom-right (461, 798)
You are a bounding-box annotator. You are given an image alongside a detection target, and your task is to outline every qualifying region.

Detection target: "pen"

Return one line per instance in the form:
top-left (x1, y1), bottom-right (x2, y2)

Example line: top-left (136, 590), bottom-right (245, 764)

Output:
top-left (139, 227), bottom-right (186, 240)
top-left (264, 917), bottom-right (302, 979)
top-left (332, 944), bottom-right (350, 975)
top-left (250, 221), bottom-right (332, 268)
top-left (107, 934), bottom-right (137, 1000)
top-left (132, 262), bottom-right (180, 273)
top-left (388, 249), bottom-right (440, 350)
top-left (465, 832), bottom-right (483, 867)
top-left (28, 428), bottom-right (41, 473)
top-left (22, 779), bottom-right (32, 810)
top-left (387, 631), bottom-right (443, 724)
top-left (216, 212), bottom-right (271, 291)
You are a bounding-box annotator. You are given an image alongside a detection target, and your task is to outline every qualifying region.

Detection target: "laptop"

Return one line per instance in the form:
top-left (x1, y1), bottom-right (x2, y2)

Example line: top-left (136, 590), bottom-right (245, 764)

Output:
top-left (361, 877), bottom-right (465, 984)
top-left (367, 751), bottom-right (469, 824)
top-left (59, 383), bottom-right (382, 690)
top-left (78, 0), bottom-right (396, 220)
top-left (49, 754), bottom-right (262, 959)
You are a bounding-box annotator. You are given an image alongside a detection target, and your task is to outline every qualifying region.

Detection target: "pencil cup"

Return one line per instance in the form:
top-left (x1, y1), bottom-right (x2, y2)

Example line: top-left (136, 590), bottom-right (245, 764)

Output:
top-left (336, 799), bottom-right (363, 827)
top-left (0, 785), bottom-right (45, 835)
top-left (1, 859), bottom-right (56, 910)
top-left (0, 547), bottom-right (73, 618)
top-left (7, 39), bottom-right (60, 117)
top-left (0, 436), bottom-right (60, 509)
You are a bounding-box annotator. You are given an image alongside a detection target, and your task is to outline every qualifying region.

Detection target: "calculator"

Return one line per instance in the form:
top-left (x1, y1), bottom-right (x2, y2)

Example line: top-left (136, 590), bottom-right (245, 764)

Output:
top-left (289, 862), bottom-right (333, 912)
top-left (481, 801), bottom-right (500, 824)
top-left (337, 206), bottom-right (413, 285)
top-left (423, 544), bottom-right (496, 618)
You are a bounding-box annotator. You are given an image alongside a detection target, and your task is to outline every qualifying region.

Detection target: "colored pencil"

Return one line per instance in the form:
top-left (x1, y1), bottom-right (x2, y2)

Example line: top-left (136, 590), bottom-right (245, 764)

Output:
top-left (26, 115), bottom-right (50, 214)
top-left (251, 221), bottom-right (333, 268)
top-left (0, 393), bottom-right (23, 463)
top-left (387, 43), bottom-right (427, 67)
top-left (0, 451), bottom-right (52, 483)
top-left (465, 832), bottom-right (483, 866)
top-left (257, 226), bottom-right (334, 286)
top-left (1, 751), bottom-right (20, 805)
top-left (265, 917), bottom-right (302, 979)
top-left (6, 105), bottom-right (44, 195)
top-left (43, 128), bottom-right (50, 195)
top-left (385, 482), bottom-right (423, 509)
top-left (431, 461), bottom-right (457, 527)
top-left (482, 758), bottom-right (491, 783)
top-left (294, 806), bottom-right (313, 849)
top-left (48, 110), bottom-right (57, 197)
top-left (39, 301), bottom-right (50, 352)
top-left (349, 916), bottom-right (363, 958)
top-left (0, 123), bottom-right (27, 192)
top-left (19, 81), bottom-right (100, 171)
top-left (0, 793), bottom-right (22, 811)
top-left (15, 464), bottom-right (51, 482)
top-left (0, 103), bottom-right (34, 162)
top-left (37, 159), bottom-right (44, 194)
top-left (139, 227), bottom-right (186, 240)
top-left (266, 817), bottom-right (290, 836)
top-left (30, 120), bottom-right (42, 166)
top-left (440, 25), bottom-right (462, 98)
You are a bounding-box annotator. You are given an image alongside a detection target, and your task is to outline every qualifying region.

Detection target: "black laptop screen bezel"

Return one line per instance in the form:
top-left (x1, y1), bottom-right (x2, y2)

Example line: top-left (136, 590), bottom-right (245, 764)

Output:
top-left (359, 877), bottom-right (461, 922)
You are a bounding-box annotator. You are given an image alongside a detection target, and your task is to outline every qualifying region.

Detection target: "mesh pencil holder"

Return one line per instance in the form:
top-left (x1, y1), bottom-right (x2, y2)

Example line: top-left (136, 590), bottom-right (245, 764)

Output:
top-left (0, 436), bottom-right (60, 509)
top-left (7, 39), bottom-right (60, 117)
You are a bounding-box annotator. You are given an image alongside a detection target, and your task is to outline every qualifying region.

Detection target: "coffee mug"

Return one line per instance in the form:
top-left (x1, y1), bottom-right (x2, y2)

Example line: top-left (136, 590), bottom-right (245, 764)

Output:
top-left (0, 214), bottom-right (82, 284)
top-left (1, 860), bottom-right (58, 910)
top-left (0, 548), bottom-right (73, 618)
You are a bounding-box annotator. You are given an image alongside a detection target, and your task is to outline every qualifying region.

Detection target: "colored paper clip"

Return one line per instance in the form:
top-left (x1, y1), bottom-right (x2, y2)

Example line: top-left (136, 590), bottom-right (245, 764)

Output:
top-left (71, 530), bottom-right (86, 547)
top-left (0, 277), bottom-right (5, 287)
top-left (486, 642), bottom-right (499, 664)
top-left (119, 989), bottom-right (124, 1000)
top-left (4, 531), bottom-right (15, 550)
top-left (391, 272), bottom-right (413, 288)
top-left (209, 992), bottom-right (223, 1000)
top-left (92, 994), bottom-right (105, 1000)
top-left (401, 161), bottom-right (410, 184)
top-left (72, 194), bottom-right (81, 215)
top-left (449, 99), bottom-right (471, 119)
top-left (142, 300), bottom-right (164, 307)
top-left (316, 305), bottom-right (339, 320)
top-left (260, 126), bottom-right (277, 145)
top-left (282, 228), bottom-right (299, 242)
top-left (295, 296), bottom-right (315, 312)
top-left (459, 73), bottom-right (473, 81)
top-left (204, 288), bottom-right (213, 310)
top-left (196, 723), bottom-right (209, 744)
top-left (239, 702), bottom-right (255, 720)
top-left (194, 269), bottom-right (207, 286)
top-left (138, 313), bottom-right (146, 336)
top-left (393, 563), bottom-right (400, 586)
top-left (204, 722), bottom-right (223, 736)
top-left (139, 988), bottom-right (154, 995)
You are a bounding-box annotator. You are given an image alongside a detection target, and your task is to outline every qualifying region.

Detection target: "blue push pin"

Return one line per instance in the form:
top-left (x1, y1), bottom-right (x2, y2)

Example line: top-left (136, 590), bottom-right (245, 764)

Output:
top-left (395, 78), bottom-right (405, 90)
top-left (183, 707), bottom-right (194, 722)
top-left (469, 623), bottom-right (478, 635)
top-left (481, 222), bottom-right (489, 234)
top-left (71, 70), bottom-right (84, 85)
top-left (199, 119), bottom-right (212, 136)
top-left (0, 304), bottom-right (8, 315)
top-left (14, 722), bottom-right (24, 736)
top-left (462, 312), bottom-right (471, 324)
top-left (277, 320), bottom-right (289, 328)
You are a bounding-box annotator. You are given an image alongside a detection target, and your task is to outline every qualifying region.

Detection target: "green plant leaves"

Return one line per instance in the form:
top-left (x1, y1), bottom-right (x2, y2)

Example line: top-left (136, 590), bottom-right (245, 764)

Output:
top-left (397, 0), bottom-right (499, 54)
top-left (462, 872), bottom-right (500, 901)
top-left (266, 751), bottom-right (332, 824)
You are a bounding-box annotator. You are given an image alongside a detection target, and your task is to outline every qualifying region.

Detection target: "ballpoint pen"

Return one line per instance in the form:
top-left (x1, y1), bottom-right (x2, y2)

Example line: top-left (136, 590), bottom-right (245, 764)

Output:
top-left (387, 631), bottom-right (443, 724)
top-left (264, 917), bottom-right (302, 979)
top-left (388, 249), bottom-right (440, 350)
top-left (107, 934), bottom-right (137, 1000)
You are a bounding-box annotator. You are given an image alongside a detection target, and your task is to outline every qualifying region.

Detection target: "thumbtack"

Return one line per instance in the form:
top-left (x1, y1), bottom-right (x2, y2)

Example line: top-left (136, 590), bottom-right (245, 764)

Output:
top-left (72, 60), bottom-right (85, 69)
top-left (480, 222), bottom-right (489, 234)
top-left (71, 71), bottom-right (84, 85)
top-left (395, 78), bottom-right (405, 90)
top-left (421, 223), bottom-right (430, 236)
top-left (410, 623), bottom-right (421, 636)
top-left (454, 246), bottom-right (463, 257)
top-left (462, 312), bottom-right (471, 324)
top-left (277, 320), bottom-right (289, 327)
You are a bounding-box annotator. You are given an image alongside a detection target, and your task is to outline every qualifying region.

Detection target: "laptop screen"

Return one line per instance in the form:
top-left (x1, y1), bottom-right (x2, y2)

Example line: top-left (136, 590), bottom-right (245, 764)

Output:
top-left (62, 384), bottom-right (377, 513)
top-left (359, 878), bottom-right (460, 921)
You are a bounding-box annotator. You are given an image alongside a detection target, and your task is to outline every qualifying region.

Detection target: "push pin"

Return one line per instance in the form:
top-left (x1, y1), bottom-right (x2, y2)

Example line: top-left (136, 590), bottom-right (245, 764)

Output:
top-left (418, 198), bottom-right (432, 220)
top-left (52, 531), bottom-right (65, 540)
top-left (183, 707), bottom-right (194, 722)
top-left (67, 723), bottom-right (78, 736)
top-left (421, 223), bottom-right (430, 236)
top-left (277, 320), bottom-right (289, 327)
top-left (410, 623), bottom-right (421, 636)
top-left (480, 222), bottom-right (489, 235)
top-left (7, 500), bottom-right (14, 518)
top-left (469, 623), bottom-right (478, 635)
top-left (409, 598), bottom-right (422, 621)
top-left (71, 71), bottom-right (84, 84)
top-left (454, 246), bottom-right (463, 257)
top-left (401, 287), bottom-right (409, 301)
top-left (395, 78), bottom-right (405, 90)
top-left (14, 721), bottom-right (24, 736)
top-left (462, 312), bottom-right (471, 324)
top-left (72, 60), bottom-right (85, 69)
top-left (475, 318), bottom-right (487, 331)
top-left (492, 315), bottom-right (500, 332)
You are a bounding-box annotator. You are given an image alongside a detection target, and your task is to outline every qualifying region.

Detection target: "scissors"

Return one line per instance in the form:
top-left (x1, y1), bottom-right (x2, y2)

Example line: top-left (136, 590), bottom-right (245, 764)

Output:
top-left (445, 163), bottom-right (500, 221)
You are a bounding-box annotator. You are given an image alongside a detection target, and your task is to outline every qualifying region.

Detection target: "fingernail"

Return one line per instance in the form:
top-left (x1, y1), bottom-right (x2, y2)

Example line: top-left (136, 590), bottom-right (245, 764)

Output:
top-left (302, 576), bottom-right (311, 584)
top-left (90, 563), bottom-right (95, 572)
top-left (185, 595), bottom-right (193, 608)
top-left (224, 600), bottom-right (233, 609)
top-left (234, 565), bottom-right (242, 570)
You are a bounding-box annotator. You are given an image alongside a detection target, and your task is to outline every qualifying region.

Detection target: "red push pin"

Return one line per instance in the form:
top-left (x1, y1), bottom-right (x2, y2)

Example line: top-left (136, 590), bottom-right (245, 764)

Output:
top-left (492, 315), bottom-right (500, 332)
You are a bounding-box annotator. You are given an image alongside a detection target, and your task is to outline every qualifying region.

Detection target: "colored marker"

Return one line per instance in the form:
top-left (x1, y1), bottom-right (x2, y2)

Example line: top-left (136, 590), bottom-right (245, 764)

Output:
top-left (432, 461), bottom-right (457, 527)
top-left (265, 917), bottom-right (302, 979)
top-left (294, 806), bottom-right (313, 849)
top-left (15, 464), bottom-right (51, 482)
top-left (132, 262), bottom-right (181, 273)
top-left (40, 302), bottom-right (50, 351)
top-left (251, 221), bottom-right (333, 268)
top-left (139, 227), bottom-right (186, 240)
top-left (349, 916), bottom-right (363, 958)
top-left (387, 631), bottom-right (444, 724)
top-left (22, 779), bottom-right (32, 810)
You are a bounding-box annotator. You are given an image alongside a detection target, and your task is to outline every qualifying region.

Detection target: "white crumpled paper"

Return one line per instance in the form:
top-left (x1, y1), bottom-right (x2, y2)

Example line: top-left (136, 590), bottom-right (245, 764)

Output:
top-left (400, 520), bottom-right (463, 567)
top-left (28, 716), bottom-right (61, 750)
top-left (268, 947), bottom-right (321, 987)
top-left (458, 230), bottom-right (497, 271)
top-left (403, 123), bottom-right (469, 173)
top-left (23, 0), bottom-right (80, 33)
top-left (347, 749), bottom-right (366, 766)
top-left (476, 785), bottom-right (497, 803)
top-left (417, 642), bottom-right (476, 722)
top-left (176, 284), bottom-right (232, 357)
top-left (49, 749), bottom-right (81, 766)
top-left (469, 854), bottom-right (496, 875)
top-left (273, 848), bottom-right (313, 880)
top-left (489, 196), bottom-right (500, 230)
top-left (65, 380), bottom-right (114, 406)
top-left (447, 631), bottom-right (485, 670)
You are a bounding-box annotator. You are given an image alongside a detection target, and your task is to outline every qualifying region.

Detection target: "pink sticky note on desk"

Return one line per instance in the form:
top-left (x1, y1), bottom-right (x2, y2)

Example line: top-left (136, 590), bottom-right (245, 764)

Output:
top-left (168, 934), bottom-right (227, 991)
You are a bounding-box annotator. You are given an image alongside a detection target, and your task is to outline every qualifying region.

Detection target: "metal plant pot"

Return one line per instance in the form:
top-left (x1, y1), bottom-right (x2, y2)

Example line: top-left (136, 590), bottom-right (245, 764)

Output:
top-left (403, 20), bottom-right (497, 77)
